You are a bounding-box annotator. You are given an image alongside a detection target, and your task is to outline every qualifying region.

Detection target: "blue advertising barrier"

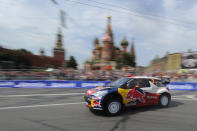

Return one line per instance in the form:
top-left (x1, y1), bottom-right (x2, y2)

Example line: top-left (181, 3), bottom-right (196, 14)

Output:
top-left (0, 80), bottom-right (111, 89)
top-left (0, 80), bottom-right (197, 90)
top-left (167, 82), bottom-right (197, 91)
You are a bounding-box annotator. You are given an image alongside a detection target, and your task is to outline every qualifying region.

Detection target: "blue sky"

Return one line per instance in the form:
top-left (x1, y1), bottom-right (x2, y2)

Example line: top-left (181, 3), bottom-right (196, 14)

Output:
top-left (0, 0), bottom-right (197, 68)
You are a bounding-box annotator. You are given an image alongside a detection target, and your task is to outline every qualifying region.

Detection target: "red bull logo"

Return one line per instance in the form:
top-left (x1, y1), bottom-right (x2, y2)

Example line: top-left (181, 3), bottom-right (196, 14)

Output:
top-left (126, 89), bottom-right (146, 104)
top-left (93, 100), bottom-right (101, 107)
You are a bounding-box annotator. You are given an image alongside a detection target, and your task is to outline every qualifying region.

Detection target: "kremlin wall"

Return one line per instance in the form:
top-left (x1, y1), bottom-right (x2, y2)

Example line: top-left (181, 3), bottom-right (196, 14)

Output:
top-left (0, 29), bottom-right (65, 69)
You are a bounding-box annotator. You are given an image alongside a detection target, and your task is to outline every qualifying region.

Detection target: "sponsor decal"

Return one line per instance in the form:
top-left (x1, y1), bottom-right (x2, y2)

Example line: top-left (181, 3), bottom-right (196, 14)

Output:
top-left (50, 83), bottom-right (76, 88)
top-left (126, 88), bottom-right (146, 104)
top-left (92, 96), bottom-right (102, 100)
top-left (93, 100), bottom-right (101, 107)
top-left (90, 99), bottom-right (101, 107)
top-left (167, 84), bottom-right (194, 90)
top-left (118, 88), bottom-right (147, 105)
top-left (147, 96), bottom-right (157, 99)
top-left (81, 83), bottom-right (106, 87)
top-left (14, 82), bottom-right (46, 88)
top-left (0, 82), bottom-right (15, 86)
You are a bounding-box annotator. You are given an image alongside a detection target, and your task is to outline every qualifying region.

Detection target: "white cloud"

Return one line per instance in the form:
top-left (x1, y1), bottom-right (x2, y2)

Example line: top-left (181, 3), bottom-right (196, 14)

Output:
top-left (163, 0), bottom-right (177, 11)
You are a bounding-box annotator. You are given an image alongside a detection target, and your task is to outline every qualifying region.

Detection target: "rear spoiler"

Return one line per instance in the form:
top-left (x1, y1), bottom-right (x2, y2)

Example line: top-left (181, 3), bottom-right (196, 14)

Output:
top-left (161, 77), bottom-right (170, 85)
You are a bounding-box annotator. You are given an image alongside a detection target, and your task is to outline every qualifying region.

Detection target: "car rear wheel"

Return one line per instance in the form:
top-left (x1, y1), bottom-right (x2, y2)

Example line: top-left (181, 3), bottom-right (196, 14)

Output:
top-left (105, 99), bottom-right (122, 116)
top-left (159, 94), bottom-right (170, 107)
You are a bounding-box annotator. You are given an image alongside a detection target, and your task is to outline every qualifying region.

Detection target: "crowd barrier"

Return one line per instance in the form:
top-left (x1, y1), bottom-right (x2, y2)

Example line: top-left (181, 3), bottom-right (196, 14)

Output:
top-left (0, 80), bottom-right (197, 90)
top-left (0, 80), bottom-right (111, 88)
top-left (167, 82), bottom-right (197, 91)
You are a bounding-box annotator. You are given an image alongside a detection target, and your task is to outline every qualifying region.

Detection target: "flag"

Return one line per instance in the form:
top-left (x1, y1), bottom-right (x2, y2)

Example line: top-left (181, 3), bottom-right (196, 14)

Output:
top-left (60, 10), bottom-right (66, 28)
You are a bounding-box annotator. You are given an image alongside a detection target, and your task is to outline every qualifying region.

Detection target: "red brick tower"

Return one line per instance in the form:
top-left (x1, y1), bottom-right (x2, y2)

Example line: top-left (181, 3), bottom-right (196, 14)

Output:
top-left (101, 16), bottom-right (114, 61)
top-left (53, 28), bottom-right (65, 65)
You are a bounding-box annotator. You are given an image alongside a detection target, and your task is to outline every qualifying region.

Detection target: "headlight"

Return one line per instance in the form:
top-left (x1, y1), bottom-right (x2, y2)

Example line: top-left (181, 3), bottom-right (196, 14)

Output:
top-left (92, 90), bottom-right (108, 97)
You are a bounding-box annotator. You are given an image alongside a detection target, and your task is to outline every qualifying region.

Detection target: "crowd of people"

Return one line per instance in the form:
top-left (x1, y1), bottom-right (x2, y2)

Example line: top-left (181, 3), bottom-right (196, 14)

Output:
top-left (0, 68), bottom-right (197, 82)
top-left (0, 69), bottom-right (134, 81)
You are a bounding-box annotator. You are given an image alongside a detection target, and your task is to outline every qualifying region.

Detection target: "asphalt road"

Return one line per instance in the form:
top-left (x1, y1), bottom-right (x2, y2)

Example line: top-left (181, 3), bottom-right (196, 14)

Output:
top-left (0, 88), bottom-right (197, 131)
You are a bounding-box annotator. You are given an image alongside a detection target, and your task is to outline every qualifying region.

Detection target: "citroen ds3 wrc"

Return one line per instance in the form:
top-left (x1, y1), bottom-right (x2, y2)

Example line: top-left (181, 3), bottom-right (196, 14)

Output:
top-left (84, 76), bottom-right (171, 116)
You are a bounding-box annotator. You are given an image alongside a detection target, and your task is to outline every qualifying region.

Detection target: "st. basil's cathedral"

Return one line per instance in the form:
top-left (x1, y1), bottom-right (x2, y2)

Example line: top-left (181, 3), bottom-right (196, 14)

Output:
top-left (84, 16), bottom-right (136, 70)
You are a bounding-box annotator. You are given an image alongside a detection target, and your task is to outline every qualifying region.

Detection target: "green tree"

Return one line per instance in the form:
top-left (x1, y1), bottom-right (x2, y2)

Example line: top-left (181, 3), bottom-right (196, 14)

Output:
top-left (116, 53), bottom-right (136, 69)
top-left (154, 55), bottom-right (160, 60)
top-left (66, 56), bottom-right (78, 69)
top-left (0, 52), bottom-right (31, 69)
top-left (165, 51), bottom-right (170, 57)
top-left (16, 49), bottom-right (32, 54)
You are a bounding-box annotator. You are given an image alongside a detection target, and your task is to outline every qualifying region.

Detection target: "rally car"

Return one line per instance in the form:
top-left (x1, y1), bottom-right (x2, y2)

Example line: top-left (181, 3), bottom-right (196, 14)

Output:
top-left (84, 76), bottom-right (171, 116)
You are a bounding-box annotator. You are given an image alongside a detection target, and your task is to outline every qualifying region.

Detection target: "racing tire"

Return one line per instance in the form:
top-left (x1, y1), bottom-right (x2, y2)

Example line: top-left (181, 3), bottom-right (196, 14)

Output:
top-left (158, 94), bottom-right (170, 107)
top-left (105, 99), bottom-right (122, 116)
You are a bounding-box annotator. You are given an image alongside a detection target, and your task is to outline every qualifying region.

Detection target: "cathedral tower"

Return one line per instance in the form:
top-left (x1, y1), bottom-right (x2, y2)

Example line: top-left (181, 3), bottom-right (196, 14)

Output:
top-left (53, 28), bottom-right (65, 65)
top-left (121, 37), bottom-right (129, 53)
top-left (92, 37), bottom-right (101, 60)
top-left (101, 16), bottom-right (114, 61)
top-left (130, 39), bottom-right (136, 66)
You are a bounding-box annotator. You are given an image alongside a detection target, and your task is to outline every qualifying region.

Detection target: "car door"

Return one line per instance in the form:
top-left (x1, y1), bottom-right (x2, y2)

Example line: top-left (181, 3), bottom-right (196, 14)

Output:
top-left (118, 79), bottom-right (135, 105)
top-left (118, 79), bottom-right (147, 106)
top-left (139, 79), bottom-right (160, 105)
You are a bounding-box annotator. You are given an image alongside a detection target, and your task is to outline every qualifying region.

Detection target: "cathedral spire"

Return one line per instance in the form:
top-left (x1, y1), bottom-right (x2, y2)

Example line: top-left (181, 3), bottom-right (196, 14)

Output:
top-left (102, 16), bottom-right (113, 42)
top-left (130, 39), bottom-right (136, 65)
top-left (106, 16), bottom-right (111, 33)
top-left (121, 37), bottom-right (128, 53)
top-left (94, 37), bottom-right (99, 48)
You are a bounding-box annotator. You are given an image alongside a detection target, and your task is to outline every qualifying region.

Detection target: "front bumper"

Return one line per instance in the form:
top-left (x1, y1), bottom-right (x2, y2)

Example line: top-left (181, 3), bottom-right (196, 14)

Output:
top-left (84, 95), bottom-right (103, 110)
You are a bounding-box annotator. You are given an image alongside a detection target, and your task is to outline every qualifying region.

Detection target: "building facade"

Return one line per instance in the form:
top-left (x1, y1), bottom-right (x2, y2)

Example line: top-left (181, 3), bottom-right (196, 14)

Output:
top-left (146, 53), bottom-right (182, 73)
top-left (167, 53), bottom-right (181, 71)
top-left (146, 57), bottom-right (167, 73)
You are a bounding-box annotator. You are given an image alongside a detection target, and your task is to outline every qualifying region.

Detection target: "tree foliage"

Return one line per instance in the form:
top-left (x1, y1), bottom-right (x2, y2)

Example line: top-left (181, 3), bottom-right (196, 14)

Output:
top-left (116, 53), bottom-right (136, 69)
top-left (66, 56), bottom-right (78, 69)
top-left (16, 49), bottom-right (32, 54)
top-left (0, 52), bottom-right (31, 69)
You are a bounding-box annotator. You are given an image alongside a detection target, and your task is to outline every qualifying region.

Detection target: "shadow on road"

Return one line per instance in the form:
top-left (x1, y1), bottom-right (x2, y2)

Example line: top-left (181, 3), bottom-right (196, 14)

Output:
top-left (90, 100), bottom-right (184, 117)
top-left (122, 100), bottom-right (183, 115)
top-left (109, 100), bottom-right (184, 131)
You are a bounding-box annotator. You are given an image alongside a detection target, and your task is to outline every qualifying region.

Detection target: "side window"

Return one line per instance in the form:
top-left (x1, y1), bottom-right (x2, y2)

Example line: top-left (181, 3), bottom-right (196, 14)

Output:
top-left (141, 79), bottom-right (151, 88)
top-left (127, 79), bottom-right (151, 89)
top-left (136, 79), bottom-right (151, 88)
top-left (155, 80), bottom-right (165, 87)
top-left (126, 79), bottom-right (137, 89)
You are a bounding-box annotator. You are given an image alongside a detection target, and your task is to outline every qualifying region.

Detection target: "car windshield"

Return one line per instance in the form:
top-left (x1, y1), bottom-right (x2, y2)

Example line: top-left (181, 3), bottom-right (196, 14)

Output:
top-left (106, 78), bottom-right (132, 88)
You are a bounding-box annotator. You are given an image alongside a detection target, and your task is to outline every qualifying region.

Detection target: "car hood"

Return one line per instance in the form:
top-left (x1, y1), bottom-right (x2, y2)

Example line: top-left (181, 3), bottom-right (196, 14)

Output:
top-left (86, 86), bottom-right (111, 96)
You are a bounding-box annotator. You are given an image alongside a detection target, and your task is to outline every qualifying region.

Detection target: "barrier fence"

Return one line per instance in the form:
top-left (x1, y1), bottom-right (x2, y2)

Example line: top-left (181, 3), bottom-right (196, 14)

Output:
top-left (0, 80), bottom-right (111, 89)
top-left (0, 80), bottom-right (197, 90)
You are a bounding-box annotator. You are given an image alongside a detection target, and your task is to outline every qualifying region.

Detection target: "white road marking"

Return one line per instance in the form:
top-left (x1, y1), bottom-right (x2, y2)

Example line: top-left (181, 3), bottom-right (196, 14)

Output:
top-left (0, 102), bottom-right (85, 110)
top-left (172, 97), bottom-right (197, 101)
top-left (172, 94), bottom-right (197, 101)
top-left (0, 93), bottom-right (84, 97)
top-left (0, 97), bottom-right (196, 111)
top-left (172, 94), bottom-right (196, 97)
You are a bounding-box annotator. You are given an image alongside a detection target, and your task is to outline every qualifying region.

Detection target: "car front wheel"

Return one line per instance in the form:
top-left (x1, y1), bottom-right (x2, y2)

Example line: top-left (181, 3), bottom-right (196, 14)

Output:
top-left (105, 99), bottom-right (122, 116)
top-left (159, 94), bottom-right (170, 107)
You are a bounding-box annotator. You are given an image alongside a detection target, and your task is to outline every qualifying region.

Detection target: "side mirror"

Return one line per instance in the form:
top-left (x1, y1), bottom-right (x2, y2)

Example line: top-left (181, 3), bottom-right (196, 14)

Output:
top-left (125, 83), bottom-right (131, 89)
top-left (161, 78), bottom-right (170, 85)
top-left (134, 85), bottom-right (141, 89)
